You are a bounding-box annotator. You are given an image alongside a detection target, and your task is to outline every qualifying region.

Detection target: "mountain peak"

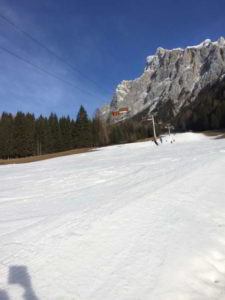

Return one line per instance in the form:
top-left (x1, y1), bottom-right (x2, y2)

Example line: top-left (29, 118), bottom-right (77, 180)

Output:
top-left (101, 38), bottom-right (225, 123)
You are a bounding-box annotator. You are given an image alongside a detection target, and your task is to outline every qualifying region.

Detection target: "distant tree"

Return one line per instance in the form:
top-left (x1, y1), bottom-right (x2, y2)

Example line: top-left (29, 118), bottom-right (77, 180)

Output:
top-left (220, 102), bottom-right (225, 128)
top-left (110, 126), bottom-right (123, 144)
top-left (74, 105), bottom-right (92, 147)
top-left (24, 113), bottom-right (35, 156)
top-left (12, 112), bottom-right (36, 157)
top-left (13, 112), bottom-right (27, 157)
top-left (92, 116), bottom-right (102, 147)
top-left (59, 116), bottom-right (73, 151)
top-left (92, 109), bottom-right (109, 146)
top-left (0, 112), bottom-right (14, 159)
top-left (48, 113), bottom-right (62, 153)
top-left (35, 115), bottom-right (50, 155)
top-left (211, 113), bottom-right (220, 129)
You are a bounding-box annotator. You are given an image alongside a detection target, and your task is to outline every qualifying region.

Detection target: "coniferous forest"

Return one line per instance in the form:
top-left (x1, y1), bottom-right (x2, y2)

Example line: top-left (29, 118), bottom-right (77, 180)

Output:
top-left (0, 105), bottom-right (154, 160)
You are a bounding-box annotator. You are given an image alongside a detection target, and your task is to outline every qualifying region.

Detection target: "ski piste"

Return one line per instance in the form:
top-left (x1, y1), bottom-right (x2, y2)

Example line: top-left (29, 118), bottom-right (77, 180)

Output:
top-left (1, 132), bottom-right (225, 299)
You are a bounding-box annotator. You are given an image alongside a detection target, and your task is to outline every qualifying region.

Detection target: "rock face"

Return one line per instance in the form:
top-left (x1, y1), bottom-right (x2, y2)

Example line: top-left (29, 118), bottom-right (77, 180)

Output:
top-left (102, 38), bottom-right (225, 123)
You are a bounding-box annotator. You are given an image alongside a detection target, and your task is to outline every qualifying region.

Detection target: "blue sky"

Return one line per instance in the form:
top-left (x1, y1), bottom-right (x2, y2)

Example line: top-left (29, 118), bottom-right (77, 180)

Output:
top-left (0, 0), bottom-right (224, 119)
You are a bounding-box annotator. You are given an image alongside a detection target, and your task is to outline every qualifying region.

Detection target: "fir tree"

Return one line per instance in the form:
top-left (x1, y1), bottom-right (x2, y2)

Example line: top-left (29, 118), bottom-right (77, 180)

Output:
top-left (59, 116), bottom-right (73, 151)
top-left (48, 113), bottom-right (62, 153)
top-left (13, 112), bottom-right (27, 157)
top-left (74, 105), bottom-right (92, 147)
top-left (0, 112), bottom-right (14, 159)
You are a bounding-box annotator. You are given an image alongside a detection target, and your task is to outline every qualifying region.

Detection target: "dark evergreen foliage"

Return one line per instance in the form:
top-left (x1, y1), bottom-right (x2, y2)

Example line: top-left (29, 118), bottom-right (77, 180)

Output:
top-left (59, 116), bottom-right (73, 151)
top-left (175, 77), bottom-right (225, 131)
top-left (48, 113), bottom-right (62, 153)
top-left (0, 112), bottom-right (14, 159)
top-left (74, 105), bottom-right (92, 148)
top-left (13, 112), bottom-right (35, 158)
top-left (0, 105), bottom-right (156, 159)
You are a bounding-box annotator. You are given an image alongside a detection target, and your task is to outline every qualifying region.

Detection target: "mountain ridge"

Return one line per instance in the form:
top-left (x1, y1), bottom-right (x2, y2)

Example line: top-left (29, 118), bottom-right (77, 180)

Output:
top-left (101, 37), bottom-right (225, 126)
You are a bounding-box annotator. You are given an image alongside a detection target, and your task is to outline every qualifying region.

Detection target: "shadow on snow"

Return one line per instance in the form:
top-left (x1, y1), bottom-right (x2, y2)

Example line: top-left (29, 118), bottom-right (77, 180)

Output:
top-left (0, 265), bottom-right (39, 300)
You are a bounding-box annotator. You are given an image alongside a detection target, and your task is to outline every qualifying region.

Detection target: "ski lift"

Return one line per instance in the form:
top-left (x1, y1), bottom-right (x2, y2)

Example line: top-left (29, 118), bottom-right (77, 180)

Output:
top-left (112, 111), bottom-right (120, 117)
top-left (119, 107), bottom-right (129, 113)
top-left (165, 124), bottom-right (174, 136)
top-left (112, 107), bottom-right (129, 118)
top-left (141, 115), bottom-right (158, 145)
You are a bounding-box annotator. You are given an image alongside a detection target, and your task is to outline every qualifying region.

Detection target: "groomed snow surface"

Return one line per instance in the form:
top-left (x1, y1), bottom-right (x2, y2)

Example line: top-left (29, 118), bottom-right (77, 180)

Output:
top-left (1, 133), bottom-right (225, 300)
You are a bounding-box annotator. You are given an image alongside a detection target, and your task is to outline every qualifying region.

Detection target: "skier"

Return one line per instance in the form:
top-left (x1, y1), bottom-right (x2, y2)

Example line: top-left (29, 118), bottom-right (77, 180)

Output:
top-left (153, 138), bottom-right (159, 146)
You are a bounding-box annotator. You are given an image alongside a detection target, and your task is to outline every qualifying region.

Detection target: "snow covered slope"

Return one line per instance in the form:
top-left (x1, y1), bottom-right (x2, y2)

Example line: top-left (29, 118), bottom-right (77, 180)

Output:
top-left (1, 133), bottom-right (225, 299)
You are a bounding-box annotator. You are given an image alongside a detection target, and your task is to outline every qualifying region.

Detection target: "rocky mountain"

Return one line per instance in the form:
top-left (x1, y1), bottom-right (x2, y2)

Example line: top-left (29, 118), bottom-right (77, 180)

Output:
top-left (102, 38), bottom-right (225, 127)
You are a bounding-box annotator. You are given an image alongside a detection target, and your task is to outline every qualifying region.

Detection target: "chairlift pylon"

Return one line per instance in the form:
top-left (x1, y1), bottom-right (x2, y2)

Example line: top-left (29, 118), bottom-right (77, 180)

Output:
top-left (141, 115), bottom-right (158, 145)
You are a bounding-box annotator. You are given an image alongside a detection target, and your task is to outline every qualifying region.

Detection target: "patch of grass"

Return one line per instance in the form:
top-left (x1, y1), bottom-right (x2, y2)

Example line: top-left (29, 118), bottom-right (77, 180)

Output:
top-left (201, 130), bottom-right (225, 139)
top-left (135, 137), bottom-right (155, 143)
top-left (0, 148), bottom-right (94, 165)
top-left (216, 133), bottom-right (225, 139)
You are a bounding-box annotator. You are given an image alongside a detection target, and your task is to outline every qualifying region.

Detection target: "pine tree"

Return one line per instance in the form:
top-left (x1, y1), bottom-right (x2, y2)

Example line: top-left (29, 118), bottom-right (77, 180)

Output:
top-left (0, 112), bottom-right (14, 159)
top-left (74, 106), bottom-right (92, 147)
top-left (59, 116), bottom-right (73, 151)
top-left (92, 109), bottom-right (109, 147)
top-left (48, 113), bottom-right (62, 153)
top-left (211, 113), bottom-right (220, 129)
top-left (13, 112), bottom-right (27, 157)
top-left (35, 115), bottom-right (49, 155)
top-left (25, 113), bottom-right (35, 156)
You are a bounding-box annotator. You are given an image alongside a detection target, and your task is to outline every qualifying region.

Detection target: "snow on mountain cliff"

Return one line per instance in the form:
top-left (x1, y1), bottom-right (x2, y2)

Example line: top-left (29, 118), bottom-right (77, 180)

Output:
top-left (1, 133), bottom-right (225, 299)
top-left (102, 37), bottom-right (225, 121)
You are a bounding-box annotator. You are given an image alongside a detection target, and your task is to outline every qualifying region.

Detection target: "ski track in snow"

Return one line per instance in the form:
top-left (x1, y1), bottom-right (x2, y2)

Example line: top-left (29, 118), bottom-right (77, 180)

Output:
top-left (0, 133), bottom-right (225, 299)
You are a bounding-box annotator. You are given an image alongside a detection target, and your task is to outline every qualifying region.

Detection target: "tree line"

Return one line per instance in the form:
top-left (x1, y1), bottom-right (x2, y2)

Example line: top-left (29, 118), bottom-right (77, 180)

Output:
top-left (0, 105), bottom-right (154, 159)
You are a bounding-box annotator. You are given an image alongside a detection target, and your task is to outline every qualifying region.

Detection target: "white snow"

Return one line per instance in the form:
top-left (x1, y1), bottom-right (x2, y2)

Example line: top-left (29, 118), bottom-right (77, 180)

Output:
top-left (146, 55), bottom-right (155, 64)
top-left (154, 39), bottom-right (216, 53)
top-left (171, 47), bottom-right (183, 51)
top-left (1, 133), bottom-right (225, 299)
top-left (187, 38), bottom-right (214, 49)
